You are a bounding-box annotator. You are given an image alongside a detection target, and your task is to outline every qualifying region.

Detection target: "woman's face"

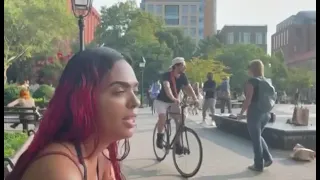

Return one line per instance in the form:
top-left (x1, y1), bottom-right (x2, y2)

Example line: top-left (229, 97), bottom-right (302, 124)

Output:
top-left (98, 60), bottom-right (140, 141)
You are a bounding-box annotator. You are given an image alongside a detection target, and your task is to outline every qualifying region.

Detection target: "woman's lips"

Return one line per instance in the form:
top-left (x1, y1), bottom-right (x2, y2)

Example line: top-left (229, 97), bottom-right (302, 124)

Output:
top-left (123, 115), bottom-right (136, 128)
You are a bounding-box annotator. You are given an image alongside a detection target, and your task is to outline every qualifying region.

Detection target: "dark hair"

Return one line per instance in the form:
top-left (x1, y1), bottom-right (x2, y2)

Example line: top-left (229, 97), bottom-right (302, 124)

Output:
top-left (172, 63), bottom-right (183, 69)
top-left (7, 47), bottom-right (125, 180)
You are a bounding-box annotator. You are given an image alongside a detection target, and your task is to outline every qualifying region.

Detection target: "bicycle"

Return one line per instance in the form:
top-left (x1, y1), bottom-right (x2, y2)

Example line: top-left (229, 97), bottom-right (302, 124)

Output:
top-left (152, 101), bottom-right (203, 178)
top-left (105, 138), bottom-right (130, 161)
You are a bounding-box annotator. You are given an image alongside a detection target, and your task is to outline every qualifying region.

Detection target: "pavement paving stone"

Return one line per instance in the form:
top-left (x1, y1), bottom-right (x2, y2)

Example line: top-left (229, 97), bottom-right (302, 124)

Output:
top-left (122, 107), bottom-right (316, 180)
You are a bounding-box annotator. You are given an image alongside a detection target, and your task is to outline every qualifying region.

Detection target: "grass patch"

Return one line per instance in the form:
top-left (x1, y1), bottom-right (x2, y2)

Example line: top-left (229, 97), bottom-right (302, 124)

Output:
top-left (4, 132), bottom-right (28, 157)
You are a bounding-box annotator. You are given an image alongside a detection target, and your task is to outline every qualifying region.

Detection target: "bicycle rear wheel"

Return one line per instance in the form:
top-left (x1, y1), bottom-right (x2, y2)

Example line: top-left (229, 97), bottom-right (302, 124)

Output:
top-left (172, 127), bottom-right (203, 178)
top-left (152, 122), bottom-right (169, 161)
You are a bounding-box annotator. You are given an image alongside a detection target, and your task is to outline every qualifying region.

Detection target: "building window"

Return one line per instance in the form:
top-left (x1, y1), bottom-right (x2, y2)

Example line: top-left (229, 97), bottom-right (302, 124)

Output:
top-left (165, 5), bottom-right (179, 16)
top-left (280, 33), bottom-right (283, 46)
top-left (155, 5), bottom-right (162, 15)
top-left (190, 16), bottom-right (197, 25)
top-left (190, 28), bottom-right (197, 37)
top-left (238, 32), bottom-right (242, 43)
top-left (164, 5), bottom-right (179, 25)
top-left (227, 32), bottom-right (234, 44)
top-left (286, 29), bottom-right (289, 45)
top-left (276, 35), bottom-right (279, 48)
top-left (255, 32), bottom-right (263, 44)
top-left (147, 4), bottom-right (154, 12)
top-left (165, 19), bottom-right (179, 25)
top-left (182, 5), bottom-right (188, 15)
top-left (190, 5), bottom-right (197, 14)
top-left (243, 32), bottom-right (250, 44)
top-left (181, 16), bottom-right (188, 26)
top-left (199, 29), bottom-right (203, 38)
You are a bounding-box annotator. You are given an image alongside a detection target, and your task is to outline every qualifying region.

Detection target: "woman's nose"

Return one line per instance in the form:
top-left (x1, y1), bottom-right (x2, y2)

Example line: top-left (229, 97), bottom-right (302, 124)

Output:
top-left (129, 93), bottom-right (140, 109)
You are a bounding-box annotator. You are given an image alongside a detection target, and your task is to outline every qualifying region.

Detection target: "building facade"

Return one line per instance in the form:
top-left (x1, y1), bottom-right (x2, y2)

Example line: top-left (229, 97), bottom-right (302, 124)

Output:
top-left (218, 25), bottom-right (268, 52)
top-left (140, 0), bottom-right (217, 43)
top-left (271, 11), bottom-right (316, 65)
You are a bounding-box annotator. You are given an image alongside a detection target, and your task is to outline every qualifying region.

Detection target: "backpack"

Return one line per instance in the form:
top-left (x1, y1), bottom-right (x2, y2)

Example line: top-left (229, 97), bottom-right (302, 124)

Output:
top-left (254, 77), bottom-right (277, 113)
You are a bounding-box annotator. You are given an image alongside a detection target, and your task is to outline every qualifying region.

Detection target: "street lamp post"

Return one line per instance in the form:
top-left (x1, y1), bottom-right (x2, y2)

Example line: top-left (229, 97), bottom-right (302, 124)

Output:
top-left (139, 57), bottom-right (146, 108)
top-left (71, 0), bottom-right (93, 52)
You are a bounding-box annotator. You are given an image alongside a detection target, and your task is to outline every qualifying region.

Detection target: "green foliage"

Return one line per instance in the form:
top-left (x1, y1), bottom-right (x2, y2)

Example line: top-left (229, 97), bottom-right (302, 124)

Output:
top-left (4, 84), bottom-right (23, 105)
top-left (95, 1), bottom-right (174, 87)
top-left (186, 57), bottom-right (230, 84)
top-left (33, 85), bottom-right (55, 100)
top-left (38, 60), bottom-right (67, 86)
top-left (34, 98), bottom-right (50, 108)
top-left (214, 44), bottom-right (269, 91)
top-left (4, 132), bottom-right (28, 157)
top-left (4, 0), bottom-right (77, 82)
top-left (156, 28), bottom-right (196, 60)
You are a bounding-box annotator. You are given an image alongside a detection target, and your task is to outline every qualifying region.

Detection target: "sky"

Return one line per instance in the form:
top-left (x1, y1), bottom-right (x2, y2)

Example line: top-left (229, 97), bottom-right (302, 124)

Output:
top-left (92, 0), bottom-right (316, 54)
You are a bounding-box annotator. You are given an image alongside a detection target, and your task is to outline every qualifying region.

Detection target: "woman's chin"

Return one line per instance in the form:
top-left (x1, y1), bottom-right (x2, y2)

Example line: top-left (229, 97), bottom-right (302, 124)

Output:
top-left (119, 128), bottom-right (135, 139)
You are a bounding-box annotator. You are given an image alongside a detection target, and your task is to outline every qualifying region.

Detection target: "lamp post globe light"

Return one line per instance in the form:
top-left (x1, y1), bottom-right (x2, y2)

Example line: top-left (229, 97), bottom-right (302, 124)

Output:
top-left (71, 0), bottom-right (93, 52)
top-left (139, 57), bottom-right (146, 108)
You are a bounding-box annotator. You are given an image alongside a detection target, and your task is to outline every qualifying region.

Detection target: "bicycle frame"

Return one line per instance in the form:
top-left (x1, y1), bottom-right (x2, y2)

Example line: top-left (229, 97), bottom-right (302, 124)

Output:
top-left (165, 104), bottom-right (189, 149)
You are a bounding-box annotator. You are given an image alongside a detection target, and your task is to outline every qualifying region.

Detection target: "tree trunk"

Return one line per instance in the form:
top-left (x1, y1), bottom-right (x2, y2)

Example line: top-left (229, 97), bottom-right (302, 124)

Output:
top-left (4, 66), bottom-right (8, 84)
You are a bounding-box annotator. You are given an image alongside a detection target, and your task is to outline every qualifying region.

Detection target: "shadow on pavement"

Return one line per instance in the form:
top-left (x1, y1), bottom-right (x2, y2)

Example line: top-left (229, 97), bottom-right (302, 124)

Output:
top-left (122, 158), bottom-right (186, 179)
top-left (192, 169), bottom-right (261, 180)
top-left (188, 121), bottom-right (293, 160)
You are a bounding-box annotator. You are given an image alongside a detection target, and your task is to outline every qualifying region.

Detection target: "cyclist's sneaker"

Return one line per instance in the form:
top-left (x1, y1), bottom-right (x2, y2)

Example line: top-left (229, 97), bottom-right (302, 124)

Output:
top-left (175, 144), bottom-right (189, 155)
top-left (156, 133), bottom-right (164, 149)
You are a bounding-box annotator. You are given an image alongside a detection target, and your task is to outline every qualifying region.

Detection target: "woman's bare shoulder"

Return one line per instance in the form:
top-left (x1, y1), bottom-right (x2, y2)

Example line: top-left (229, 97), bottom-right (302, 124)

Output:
top-left (22, 143), bottom-right (82, 180)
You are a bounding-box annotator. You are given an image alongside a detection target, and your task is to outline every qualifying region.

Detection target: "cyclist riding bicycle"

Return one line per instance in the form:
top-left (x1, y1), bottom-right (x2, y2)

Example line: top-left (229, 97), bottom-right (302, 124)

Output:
top-left (154, 57), bottom-right (199, 155)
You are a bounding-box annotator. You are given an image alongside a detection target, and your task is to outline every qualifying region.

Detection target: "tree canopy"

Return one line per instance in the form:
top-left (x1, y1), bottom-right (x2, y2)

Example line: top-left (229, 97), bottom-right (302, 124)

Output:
top-left (4, 0), bottom-right (77, 83)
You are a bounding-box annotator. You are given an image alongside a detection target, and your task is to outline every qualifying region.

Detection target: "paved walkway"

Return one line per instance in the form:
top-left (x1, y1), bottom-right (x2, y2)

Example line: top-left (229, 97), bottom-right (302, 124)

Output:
top-left (122, 108), bottom-right (316, 180)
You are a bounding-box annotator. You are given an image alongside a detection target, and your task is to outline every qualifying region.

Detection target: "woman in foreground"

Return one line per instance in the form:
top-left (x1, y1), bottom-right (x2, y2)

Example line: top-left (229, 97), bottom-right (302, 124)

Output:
top-left (6, 47), bottom-right (140, 180)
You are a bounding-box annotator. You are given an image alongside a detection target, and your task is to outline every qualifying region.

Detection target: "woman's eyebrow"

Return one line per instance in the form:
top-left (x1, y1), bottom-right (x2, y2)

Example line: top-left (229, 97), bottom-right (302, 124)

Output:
top-left (108, 81), bottom-right (139, 88)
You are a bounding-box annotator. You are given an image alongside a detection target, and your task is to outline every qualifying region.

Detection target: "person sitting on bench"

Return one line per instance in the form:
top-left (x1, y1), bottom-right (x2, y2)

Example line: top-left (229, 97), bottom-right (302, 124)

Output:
top-left (7, 89), bottom-right (36, 129)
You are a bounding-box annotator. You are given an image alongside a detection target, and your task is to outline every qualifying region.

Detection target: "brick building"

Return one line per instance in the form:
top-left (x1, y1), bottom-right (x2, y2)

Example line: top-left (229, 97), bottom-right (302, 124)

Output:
top-left (271, 11), bottom-right (316, 66)
top-left (218, 25), bottom-right (268, 52)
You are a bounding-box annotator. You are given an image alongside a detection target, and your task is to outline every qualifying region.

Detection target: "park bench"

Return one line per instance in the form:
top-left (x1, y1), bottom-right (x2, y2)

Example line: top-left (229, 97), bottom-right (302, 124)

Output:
top-left (213, 114), bottom-right (316, 150)
top-left (4, 106), bottom-right (41, 136)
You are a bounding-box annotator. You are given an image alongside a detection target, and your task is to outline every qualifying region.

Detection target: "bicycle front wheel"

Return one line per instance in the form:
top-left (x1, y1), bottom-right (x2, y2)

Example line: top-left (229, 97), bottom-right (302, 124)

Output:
top-left (172, 127), bottom-right (203, 178)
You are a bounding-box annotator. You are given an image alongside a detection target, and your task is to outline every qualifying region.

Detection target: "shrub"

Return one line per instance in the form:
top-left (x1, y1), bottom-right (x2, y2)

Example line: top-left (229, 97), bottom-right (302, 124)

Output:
top-left (33, 84), bottom-right (55, 100)
top-left (4, 132), bottom-right (28, 157)
top-left (34, 98), bottom-right (50, 108)
top-left (4, 84), bottom-right (23, 105)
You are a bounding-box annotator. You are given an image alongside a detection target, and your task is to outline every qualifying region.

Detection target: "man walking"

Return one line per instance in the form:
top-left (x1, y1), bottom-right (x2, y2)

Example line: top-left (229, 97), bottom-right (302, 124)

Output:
top-left (219, 77), bottom-right (232, 114)
top-left (202, 72), bottom-right (216, 125)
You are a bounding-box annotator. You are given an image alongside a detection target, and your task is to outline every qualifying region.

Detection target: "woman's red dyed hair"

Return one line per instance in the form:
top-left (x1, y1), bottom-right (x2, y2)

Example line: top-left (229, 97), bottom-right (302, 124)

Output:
top-left (6, 48), bottom-right (126, 180)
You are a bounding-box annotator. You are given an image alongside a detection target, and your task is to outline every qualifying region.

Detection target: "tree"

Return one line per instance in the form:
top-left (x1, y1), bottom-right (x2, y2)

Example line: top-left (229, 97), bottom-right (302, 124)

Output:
top-left (4, 0), bottom-right (76, 83)
top-left (196, 35), bottom-right (222, 58)
top-left (155, 28), bottom-right (196, 60)
top-left (214, 44), bottom-right (271, 91)
top-left (38, 59), bottom-right (67, 86)
top-left (185, 57), bottom-right (230, 84)
top-left (95, 1), bottom-right (173, 87)
top-left (285, 67), bottom-right (313, 95)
